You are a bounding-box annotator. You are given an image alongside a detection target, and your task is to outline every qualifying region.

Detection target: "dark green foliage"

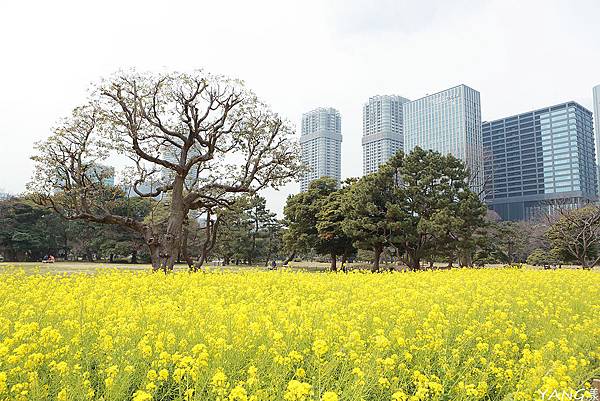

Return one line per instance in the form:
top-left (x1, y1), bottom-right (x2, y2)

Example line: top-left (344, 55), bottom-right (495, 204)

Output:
top-left (0, 196), bottom-right (150, 262)
top-left (526, 248), bottom-right (560, 266)
top-left (340, 147), bottom-right (487, 270)
top-left (213, 195), bottom-right (282, 265)
top-left (283, 177), bottom-right (340, 268)
top-left (315, 180), bottom-right (356, 270)
top-left (390, 148), bottom-right (487, 269)
top-left (341, 169), bottom-right (398, 271)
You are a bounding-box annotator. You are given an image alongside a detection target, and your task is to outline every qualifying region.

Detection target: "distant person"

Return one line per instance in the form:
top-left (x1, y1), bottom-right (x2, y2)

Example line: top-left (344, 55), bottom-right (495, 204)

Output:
top-left (271, 260), bottom-right (277, 270)
top-left (48, 255), bottom-right (55, 263)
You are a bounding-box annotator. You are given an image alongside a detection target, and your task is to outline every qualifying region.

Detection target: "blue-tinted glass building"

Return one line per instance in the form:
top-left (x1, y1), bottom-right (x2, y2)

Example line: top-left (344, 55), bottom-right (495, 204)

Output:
top-left (482, 102), bottom-right (597, 221)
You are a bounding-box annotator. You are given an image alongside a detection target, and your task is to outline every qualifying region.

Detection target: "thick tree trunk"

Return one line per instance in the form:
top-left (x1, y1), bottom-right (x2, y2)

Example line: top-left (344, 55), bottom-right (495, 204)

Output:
top-left (131, 250), bottom-right (138, 264)
top-left (372, 246), bottom-right (382, 272)
top-left (459, 252), bottom-right (472, 267)
top-left (143, 226), bottom-right (162, 271)
top-left (155, 175), bottom-right (187, 272)
top-left (330, 253), bottom-right (337, 272)
top-left (181, 228), bottom-right (195, 271)
top-left (406, 252), bottom-right (420, 271)
top-left (149, 244), bottom-right (161, 271)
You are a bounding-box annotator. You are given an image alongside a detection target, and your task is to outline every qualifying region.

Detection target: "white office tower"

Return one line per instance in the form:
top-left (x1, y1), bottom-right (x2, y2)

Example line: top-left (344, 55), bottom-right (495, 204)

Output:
top-left (593, 85), bottom-right (600, 192)
top-left (299, 107), bottom-right (342, 191)
top-left (403, 84), bottom-right (483, 194)
top-left (362, 95), bottom-right (411, 175)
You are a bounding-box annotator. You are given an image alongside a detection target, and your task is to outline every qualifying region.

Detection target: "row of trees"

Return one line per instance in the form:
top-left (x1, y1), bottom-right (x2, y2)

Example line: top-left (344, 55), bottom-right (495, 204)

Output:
top-left (0, 194), bottom-right (284, 265)
top-left (0, 196), bottom-right (148, 262)
top-left (283, 148), bottom-right (488, 271)
top-left (7, 187), bottom-right (598, 270)
top-left (283, 148), bottom-right (600, 271)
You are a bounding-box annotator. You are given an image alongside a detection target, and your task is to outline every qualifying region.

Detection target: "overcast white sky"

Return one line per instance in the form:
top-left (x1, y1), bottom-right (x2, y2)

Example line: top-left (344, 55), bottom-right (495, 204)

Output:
top-left (1, 0), bottom-right (599, 214)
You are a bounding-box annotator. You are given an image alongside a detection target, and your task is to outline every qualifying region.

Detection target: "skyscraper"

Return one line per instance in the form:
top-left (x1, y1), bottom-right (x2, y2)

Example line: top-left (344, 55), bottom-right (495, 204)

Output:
top-left (362, 95), bottom-right (410, 175)
top-left (403, 85), bottom-right (483, 193)
top-left (593, 85), bottom-right (600, 191)
top-left (299, 107), bottom-right (342, 191)
top-left (482, 102), bottom-right (597, 221)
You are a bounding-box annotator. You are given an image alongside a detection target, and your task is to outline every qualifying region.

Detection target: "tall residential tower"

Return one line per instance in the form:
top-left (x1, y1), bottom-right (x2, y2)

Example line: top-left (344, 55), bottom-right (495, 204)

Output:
top-left (403, 85), bottom-right (483, 193)
top-left (362, 95), bottom-right (410, 175)
top-left (299, 107), bottom-right (342, 191)
top-left (482, 102), bottom-right (597, 220)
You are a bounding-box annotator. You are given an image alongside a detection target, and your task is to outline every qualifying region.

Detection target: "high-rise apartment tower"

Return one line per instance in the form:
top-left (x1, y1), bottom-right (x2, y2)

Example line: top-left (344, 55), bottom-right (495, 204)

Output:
top-left (362, 95), bottom-right (410, 175)
top-left (299, 107), bottom-right (342, 191)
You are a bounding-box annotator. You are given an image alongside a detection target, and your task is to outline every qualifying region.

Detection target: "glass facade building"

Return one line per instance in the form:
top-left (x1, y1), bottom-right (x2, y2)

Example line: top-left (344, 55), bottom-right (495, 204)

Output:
top-left (299, 107), bottom-right (342, 191)
top-left (593, 85), bottom-right (600, 191)
top-left (362, 95), bottom-right (410, 175)
top-left (403, 85), bottom-right (483, 193)
top-left (482, 102), bottom-right (597, 221)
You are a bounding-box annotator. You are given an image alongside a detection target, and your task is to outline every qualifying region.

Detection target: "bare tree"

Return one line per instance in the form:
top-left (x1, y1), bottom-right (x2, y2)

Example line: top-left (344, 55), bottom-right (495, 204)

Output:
top-left (29, 70), bottom-right (302, 271)
top-left (546, 204), bottom-right (600, 269)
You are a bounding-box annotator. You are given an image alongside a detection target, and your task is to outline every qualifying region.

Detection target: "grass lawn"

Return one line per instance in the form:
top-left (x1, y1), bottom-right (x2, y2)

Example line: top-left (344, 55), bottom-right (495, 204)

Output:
top-left (0, 261), bottom-right (271, 274)
top-left (0, 260), bottom-right (595, 275)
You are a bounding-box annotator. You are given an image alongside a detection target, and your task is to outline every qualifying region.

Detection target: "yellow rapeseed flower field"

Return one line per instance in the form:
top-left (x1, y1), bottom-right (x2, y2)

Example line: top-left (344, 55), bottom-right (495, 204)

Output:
top-left (0, 268), bottom-right (598, 401)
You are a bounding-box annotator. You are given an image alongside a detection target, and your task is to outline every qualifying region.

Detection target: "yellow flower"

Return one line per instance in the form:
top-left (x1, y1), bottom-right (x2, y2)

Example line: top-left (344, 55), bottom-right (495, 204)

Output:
top-left (57, 388), bottom-right (67, 401)
top-left (133, 390), bottom-right (153, 401)
top-left (146, 369), bottom-right (158, 381)
top-left (229, 385), bottom-right (248, 401)
top-left (0, 269), bottom-right (597, 401)
top-left (312, 339), bottom-right (329, 358)
top-left (171, 367), bottom-right (185, 383)
top-left (391, 390), bottom-right (408, 401)
top-left (378, 377), bottom-right (391, 388)
top-left (0, 372), bottom-right (9, 394)
top-left (321, 391), bottom-right (338, 401)
top-left (211, 369), bottom-right (228, 388)
top-left (183, 388), bottom-right (195, 401)
top-left (53, 361), bottom-right (69, 375)
top-left (284, 380), bottom-right (311, 401)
